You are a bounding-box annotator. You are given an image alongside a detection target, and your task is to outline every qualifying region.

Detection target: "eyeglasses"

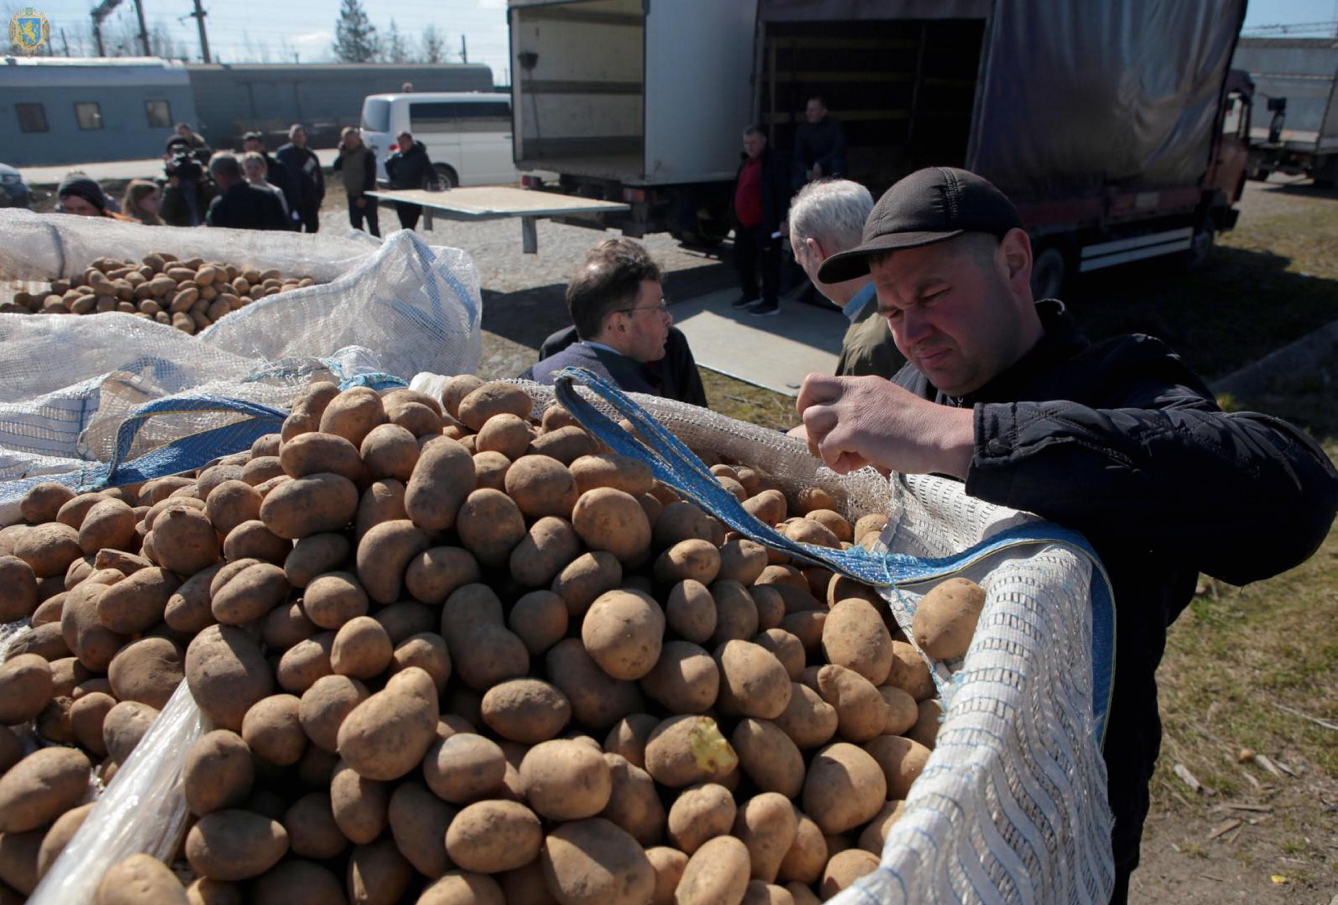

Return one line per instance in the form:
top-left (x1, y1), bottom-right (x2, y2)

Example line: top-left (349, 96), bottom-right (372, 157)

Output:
top-left (616, 299), bottom-right (671, 316)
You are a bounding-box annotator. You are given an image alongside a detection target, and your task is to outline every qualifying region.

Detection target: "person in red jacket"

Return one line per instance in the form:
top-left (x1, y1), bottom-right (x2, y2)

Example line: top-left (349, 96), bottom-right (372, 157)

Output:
top-left (729, 126), bottom-right (791, 317)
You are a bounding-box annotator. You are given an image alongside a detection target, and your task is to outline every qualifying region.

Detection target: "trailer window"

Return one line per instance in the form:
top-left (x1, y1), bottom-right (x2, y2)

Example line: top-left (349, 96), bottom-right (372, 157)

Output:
top-left (16, 103), bottom-right (48, 133)
top-left (145, 99), bottom-right (172, 128)
top-left (74, 103), bottom-right (103, 131)
top-left (362, 98), bottom-right (391, 133)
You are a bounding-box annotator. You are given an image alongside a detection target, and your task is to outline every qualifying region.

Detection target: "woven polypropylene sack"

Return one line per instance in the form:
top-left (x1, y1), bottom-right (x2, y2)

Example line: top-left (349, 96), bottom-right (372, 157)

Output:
top-left (512, 381), bottom-right (1116, 905)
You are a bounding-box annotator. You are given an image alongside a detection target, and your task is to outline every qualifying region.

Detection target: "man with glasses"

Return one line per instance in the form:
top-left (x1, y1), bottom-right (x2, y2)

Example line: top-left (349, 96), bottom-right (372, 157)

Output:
top-left (522, 238), bottom-right (707, 406)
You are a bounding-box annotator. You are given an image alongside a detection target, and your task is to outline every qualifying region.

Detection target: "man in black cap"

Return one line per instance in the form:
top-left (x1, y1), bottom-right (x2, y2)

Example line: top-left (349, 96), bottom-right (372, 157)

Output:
top-left (56, 173), bottom-right (117, 218)
top-left (797, 166), bottom-right (1338, 903)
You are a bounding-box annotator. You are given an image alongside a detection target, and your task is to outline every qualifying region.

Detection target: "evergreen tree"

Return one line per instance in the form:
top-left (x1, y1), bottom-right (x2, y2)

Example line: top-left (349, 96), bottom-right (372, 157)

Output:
top-left (421, 25), bottom-right (446, 63)
top-left (332, 0), bottom-right (379, 63)
top-left (384, 19), bottom-right (409, 63)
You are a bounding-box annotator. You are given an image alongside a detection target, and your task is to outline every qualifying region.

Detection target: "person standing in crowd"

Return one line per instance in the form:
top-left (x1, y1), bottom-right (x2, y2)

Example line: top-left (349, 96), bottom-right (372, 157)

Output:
top-left (401, 81), bottom-right (414, 93)
top-left (276, 124), bottom-right (325, 233)
top-left (383, 130), bottom-right (435, 231)
top-left (788, 179), bottom-right (904, 378)
top-left (206, 152), bottom-right (290, 231)
top-left (240, 152), bottom-right (292, 223)
top-left (522, 238), bottom-right (708, 406)
top-left (174, 122), bottom-right (211, 162)
top-left (121, 180), bottom-right (165, 226)
top-left (55, 173), bottom-right (129, 219)
top-left (241, 131), bottom-right (292, 217)
top-left (333, 127), bottom-right (380, 238)
top-left (160, 135), bottom-right (215, 227)
top-left (796, 166), bottom-right (1338, 905)
top-left (793, 95), bottom-right (847, 187)
top-left (729, 126), bottom-right (791, 317)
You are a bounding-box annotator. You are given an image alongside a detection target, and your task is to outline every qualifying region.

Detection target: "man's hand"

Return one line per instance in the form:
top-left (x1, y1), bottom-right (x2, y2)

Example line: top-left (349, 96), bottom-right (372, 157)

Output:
top-left (355, 198), bottom-right (366, 208)
top-left (796, 374), bottom-right (976, 477)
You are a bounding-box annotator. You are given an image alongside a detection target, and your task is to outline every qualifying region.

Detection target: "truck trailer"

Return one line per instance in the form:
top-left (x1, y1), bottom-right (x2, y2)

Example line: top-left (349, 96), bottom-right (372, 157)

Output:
top-left (509, 0), bottom-right (1251, 297)
top-left (1232, 37), bottom-right (1338, 188)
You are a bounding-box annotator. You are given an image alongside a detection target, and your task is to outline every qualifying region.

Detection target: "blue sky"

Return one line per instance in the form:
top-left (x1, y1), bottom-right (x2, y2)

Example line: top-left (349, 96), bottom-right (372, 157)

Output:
top-left (9, 0), bottom-right (1335, 87)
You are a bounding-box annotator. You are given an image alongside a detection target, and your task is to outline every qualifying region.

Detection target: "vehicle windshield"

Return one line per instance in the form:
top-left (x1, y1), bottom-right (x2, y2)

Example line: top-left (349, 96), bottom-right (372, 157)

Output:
top-left (361, 98), bottom-right (391, 134)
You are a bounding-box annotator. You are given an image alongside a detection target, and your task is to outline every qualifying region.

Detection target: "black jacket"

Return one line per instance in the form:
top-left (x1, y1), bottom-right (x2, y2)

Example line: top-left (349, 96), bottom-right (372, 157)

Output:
top-left (729, 146), bottom-right (791, 235)
top-left (894, 299), bottom-right (1338, 870)
top-left (385, 141), bottom-right (434, 192)
top-left (793, 115), bottom-right (848, 180)
top-left (274, 143), bottom-right (325, 210)
top-left (206, 181), bottom-right (291, 231)
top-left (522, 326), bottom-right (709, 408)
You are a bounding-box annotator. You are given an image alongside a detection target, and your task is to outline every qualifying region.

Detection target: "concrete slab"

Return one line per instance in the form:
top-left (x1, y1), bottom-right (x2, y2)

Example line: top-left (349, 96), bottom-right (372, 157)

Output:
top-left (669, 287), bottom-right (845, 396)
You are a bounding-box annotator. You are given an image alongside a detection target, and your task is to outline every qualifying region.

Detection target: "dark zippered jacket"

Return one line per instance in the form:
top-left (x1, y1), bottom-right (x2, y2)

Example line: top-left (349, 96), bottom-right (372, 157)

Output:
top-left (893, 299), bottom-right (1338, 871)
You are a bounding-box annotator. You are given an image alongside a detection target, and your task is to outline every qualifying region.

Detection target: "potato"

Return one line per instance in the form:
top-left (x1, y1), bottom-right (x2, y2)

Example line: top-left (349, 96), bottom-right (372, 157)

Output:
top-left (666, 783), bottom-right (735, 855)
top-left (298, 674), bottom-right (370, 753)
top-left (816, 665), bottom-right (888, 743)
top-left (102, 699), bottom-right (159, 763)
top-left (280, 431), bottom-right (367, 484)
top-left (456, 489), bottom-right (527, 568)
top-left (4, 622), bottom-right (70, 662)
top-left (646, 846), bottom-right (688, 905)
top-left (550, 552), bottom-right (622, 618)
top-left (185, 625), bottom-right (274, 731)
top-left (820, 848), bottom-right (880, 898)
top-left (0, 826), bottom-right (43, 895)
top-left (404, 437), bottom-right (476, 532)
top-left (540, 817), bottom-right (655, 905)
top-left (877, 684), bottom-right (918, 737)
top-left (776, 814), bottom-right (826, 885)
top-left (0, 654), bottom-right (53, 724)
top-left (419, 871), bottom-right (505, 905)
top-left (94, 566), bottom-right (179, 635)
top-left (527, 425), bottom-right (597, 465)
top-left (569, 454), bottom-right (654, 497)
top-left (77, 498), bottom-right (137, 555)
top-left (857, 799), bottom-right (905, 854)
top-left (388, 631), bottom-right (451, 694)
top-left (423, 733), bottom-right (507, 803)
top-left (302, 571), bottom-right (368, 630)
top-left (0, 746), bottom-right (91, 832)
top-left (654, 539), bottom-right (720, 587)
top-left (545, 639), bottom-right (645, 731)
top-left (445, 800), bottom-right (542, 873)
top-left (284, 791), bottom-right (348, 860)
top-left (356, 423), bottom-right (419, 482)
top-left (643, 716), bottom-right (738, 788)
top-left (185, 809), bottom-right (289, 881)
top-left (148, 507), bottom-right (220, 575)
top-left (184, 729), bottom-right (255, 816)
top-left (771, 682), bottom-right (838, 750)
top-left (601, 753), bottom-right (666, 846)
top-left (582, 589), bottom-right (665, 681)
top-left (318, 387), bottom-right (386, 447)
top-left (331, 616), bottom-right (394, 680)
top-left (456, 383), bottom-right (532, 431)
top-left (641, 641), bottom-right (718, 714)
top-left (243, 455), bottom-right (286, 486)
top-left (404, 546), bottom-right (480, 605)
top-left (908, 698), bottom-right (943, 749)
top-left (13, 523), bottom-right (84, 578)
top-left (68, 691), bottom-right (114, 756)
top-left (801, 743), bottom-right (886, 834)
top-left (330, 760), bottom-right (390, 844)
top-left (20, 482), bottom-right (75, 524)
top-left (260, 473), bottom-right (359, 540)
top-left (476, 413), bottom-right (533, 460)
top-left (664, 579), bottom-right (716, 644)
top-left (518, 739), bottom-right (612, 821)
top-left (93, 853), bottom-right (188, 905)
top-left (708, 581), bottom-right (759, 646)
top-left (887, 641), bottom-right (935, 701)
top-left (207, 561), bottom-right (287, 626)
top-left (107, 636), bottom-right (183, 710)
top-left (507, 590), bottom-right (568, 655)
top-left (863, 735), bottom-right (931, 800)
top-left (731, 719), bottom-right (805, 799)
top-left (375, 601), bottom-right (434, 643)
top-left (387, 780), bottom-right (456, 878)
top-left (733, 792), bottom-right (798, 882)
top-left (61, 580), bottom-right (127, 672)
top-left (472, 451), bottom-right (511, 491)
top-left (35, 800), bottom-right (94, 881)
top-left (337, 667), bottom-right (438, 781)
top-left (162, 563), bottom-right (222, 635)
top-left (356, 520), bottom-right (430, 604)
top-left (603, 714), bottom-right (658, 770)
top-left (284, 534), bottom-right (351, 588)
top-left (821, 598), bottom-right (894, 685)
top-left (570, 488), bottom-right (651, 562)
top-left (742, 490), bottom-right (786, 527)
top-left (715, 641), bottom-right (791, 720)
top-left (481, 679), bottom-right (571, 744)
top-left (912, 577), bottom-right (985, 659)
top-left (240, 694), bottom-right (306, 766)
top-left (0, 556), bottom-right (39, 623)
top-left (674, 834), bottom-right (751, 905)
top-left (509, 517), bottom-right (581, 588)
top-left (251, 859), bottom-right (345, 905)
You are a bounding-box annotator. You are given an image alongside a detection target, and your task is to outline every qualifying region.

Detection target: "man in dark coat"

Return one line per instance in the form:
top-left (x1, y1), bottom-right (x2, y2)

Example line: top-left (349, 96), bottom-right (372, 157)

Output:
top-left (729, 126), bottom-right (792, 317)
top-left (522, 239), bottom-right (708, 407)
top-left (792, 95), bottom-right (847, 187)
top-left (797, 167), bottom-right (1338, 905)
top-left (383, 130), bottom-right (436, 231)
top-left (275, 123), bottom-right (325, 233)
top-left (205, 152), bottom-right (290, 231)
top-left (333, 127), bottom-right (380, 238)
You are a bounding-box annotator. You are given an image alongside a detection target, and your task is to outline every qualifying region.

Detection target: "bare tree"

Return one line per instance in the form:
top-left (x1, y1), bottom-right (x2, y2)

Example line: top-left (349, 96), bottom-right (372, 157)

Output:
top-left (383, 18), bottom-right (409, 63)
top-left (421, 24), bottom-right (447, 63)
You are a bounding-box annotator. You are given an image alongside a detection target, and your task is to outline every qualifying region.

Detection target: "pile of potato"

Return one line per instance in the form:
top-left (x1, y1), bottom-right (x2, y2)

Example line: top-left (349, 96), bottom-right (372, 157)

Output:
top-left (2, 254), bottom-right (318, 335)
top-left (0, 377), bottom-right (985, 905)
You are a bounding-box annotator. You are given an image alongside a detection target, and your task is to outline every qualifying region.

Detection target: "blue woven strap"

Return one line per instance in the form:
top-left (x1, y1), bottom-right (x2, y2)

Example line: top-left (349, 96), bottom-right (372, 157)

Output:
top-left (553, 366), bottom-right (1115, 742)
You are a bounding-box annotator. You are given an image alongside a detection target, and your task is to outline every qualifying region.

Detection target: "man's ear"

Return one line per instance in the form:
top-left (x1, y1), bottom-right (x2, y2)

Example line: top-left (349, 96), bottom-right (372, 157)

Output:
top-left (805, 236), bottom-right (825, 262)
top-left (999, 228), bottom-right (1032, 294)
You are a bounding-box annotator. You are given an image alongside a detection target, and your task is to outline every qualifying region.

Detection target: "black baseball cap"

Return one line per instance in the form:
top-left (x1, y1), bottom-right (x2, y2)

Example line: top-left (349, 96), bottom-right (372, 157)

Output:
top-left (817, 167), bottom-right (1023, 283)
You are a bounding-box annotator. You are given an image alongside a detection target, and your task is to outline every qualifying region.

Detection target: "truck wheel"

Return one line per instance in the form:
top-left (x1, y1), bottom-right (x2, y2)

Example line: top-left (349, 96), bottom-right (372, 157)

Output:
top-left (1030, 247), bottom-right (1067, 300)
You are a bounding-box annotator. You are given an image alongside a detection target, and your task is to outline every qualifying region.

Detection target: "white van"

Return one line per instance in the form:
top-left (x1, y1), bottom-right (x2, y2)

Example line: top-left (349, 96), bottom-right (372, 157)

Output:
top-left (359, 92), bottom-right (517, 187)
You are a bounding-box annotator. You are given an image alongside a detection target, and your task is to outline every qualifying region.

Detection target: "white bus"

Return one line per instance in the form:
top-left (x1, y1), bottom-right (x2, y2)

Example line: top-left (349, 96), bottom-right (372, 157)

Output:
top-left (359, 92), bottom-right (518, 187)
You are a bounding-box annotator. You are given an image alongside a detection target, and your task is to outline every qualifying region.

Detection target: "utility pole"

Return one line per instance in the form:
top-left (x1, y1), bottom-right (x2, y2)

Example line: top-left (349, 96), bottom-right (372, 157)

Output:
top-left (60, 27), bottom-right (69, 56)
top-left (133, 0), bottom-right (150, 55)
top-left (189, 0), bottom-right (212, 63)
top-left (460, 33), bottom-right (467, 63)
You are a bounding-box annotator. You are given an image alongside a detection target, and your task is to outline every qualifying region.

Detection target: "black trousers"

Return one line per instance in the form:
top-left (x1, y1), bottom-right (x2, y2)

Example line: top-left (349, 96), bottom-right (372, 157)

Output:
top-left (1108, 860), bottom-right (1132, 904)
top-left (297, 200), bottom-right (320, 233)
top-left (348, 196), bottom-right (380, 237)
top-left (734, 223), bottom-right (780, 304)
top-left (396, 202), bottom-right (423, 231)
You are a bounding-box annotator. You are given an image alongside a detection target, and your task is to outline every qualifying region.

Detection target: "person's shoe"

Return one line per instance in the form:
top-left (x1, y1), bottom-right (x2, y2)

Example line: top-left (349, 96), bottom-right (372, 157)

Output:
top-left (748, 301), bottom-right (780, 317)
top-left (731, 295), bottom-right (760, 309)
